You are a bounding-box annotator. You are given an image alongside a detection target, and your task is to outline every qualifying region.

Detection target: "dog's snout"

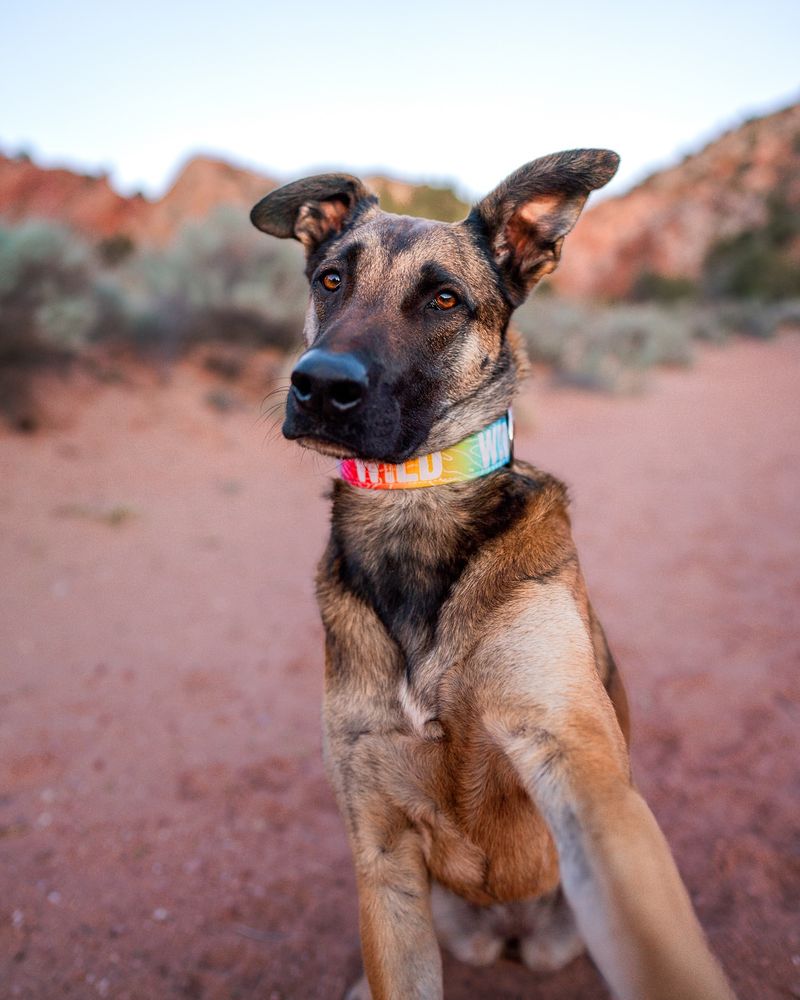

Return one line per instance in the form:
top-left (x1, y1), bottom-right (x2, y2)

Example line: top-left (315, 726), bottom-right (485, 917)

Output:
top-left (290, 349), bottom-right (369, 416)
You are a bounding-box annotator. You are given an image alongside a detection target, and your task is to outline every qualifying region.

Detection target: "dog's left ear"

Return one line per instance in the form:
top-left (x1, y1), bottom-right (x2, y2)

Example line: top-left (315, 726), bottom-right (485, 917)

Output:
top-left (468, 149), bottom-right (619, 305)
top-left (250, 173), bottom-right (376, 255)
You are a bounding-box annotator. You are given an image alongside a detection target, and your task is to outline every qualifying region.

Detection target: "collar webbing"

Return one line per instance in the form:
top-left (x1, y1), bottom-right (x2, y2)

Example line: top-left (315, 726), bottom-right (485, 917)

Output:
top-left (339, 410), bottom-right (514, 490)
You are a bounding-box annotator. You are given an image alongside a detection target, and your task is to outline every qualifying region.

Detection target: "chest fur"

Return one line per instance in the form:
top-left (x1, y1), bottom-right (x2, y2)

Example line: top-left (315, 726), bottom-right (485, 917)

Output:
top-left (326, 472), bottom-right (530, 667)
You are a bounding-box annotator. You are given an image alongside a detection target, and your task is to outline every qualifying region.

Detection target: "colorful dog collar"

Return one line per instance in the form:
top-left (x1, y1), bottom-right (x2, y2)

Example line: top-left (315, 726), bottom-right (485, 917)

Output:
top-left (339, 410), bottom-right (513, 490)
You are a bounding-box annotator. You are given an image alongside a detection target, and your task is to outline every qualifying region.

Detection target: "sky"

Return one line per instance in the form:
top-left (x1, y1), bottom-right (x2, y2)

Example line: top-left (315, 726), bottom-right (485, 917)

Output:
top-left (2, 0), bottom-right (799, 202)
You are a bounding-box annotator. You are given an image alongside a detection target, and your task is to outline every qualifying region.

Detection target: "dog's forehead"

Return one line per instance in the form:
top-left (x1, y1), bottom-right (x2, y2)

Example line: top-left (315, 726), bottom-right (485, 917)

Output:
top-left (337, 211), bottom-right (491, 287)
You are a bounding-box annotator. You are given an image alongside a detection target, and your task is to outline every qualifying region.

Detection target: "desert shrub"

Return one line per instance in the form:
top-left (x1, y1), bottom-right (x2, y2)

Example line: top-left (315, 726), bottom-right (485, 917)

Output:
top-left (97, 233), bottom-right (136, 266)
top-left (703, 196), bottom-right (800, 300)
top-left (514, 297), bottom-right (695, 391)
top-left (0, 222), bottom-right (98, 363)
top-left (515, 290), bottom-right (799, 390)
top-left (713, 300), bottom-right (797, 339)
top-left (0, 222), bottom-right (102, 427)
top-left (632, 271), bottom-right (698, 303)
top-left (771, 299), bottom-right (800, 330)
top-left (108, 206), bottom-right (307, 357)
top-left (377, 183), bottom-right (469, 222)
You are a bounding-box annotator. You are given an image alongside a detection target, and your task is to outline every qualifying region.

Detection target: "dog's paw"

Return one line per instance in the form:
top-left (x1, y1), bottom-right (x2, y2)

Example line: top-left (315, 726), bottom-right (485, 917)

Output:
top-left (519, 927), bottom-right (584, 973)
top-left (344, 973), bottom-right (372, 1000)
top-left (448, 930), bottom-right (504, 967)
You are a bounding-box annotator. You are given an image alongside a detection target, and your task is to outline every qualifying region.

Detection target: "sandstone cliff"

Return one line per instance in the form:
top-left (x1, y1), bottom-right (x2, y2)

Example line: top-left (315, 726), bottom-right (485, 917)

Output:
top-left (554, 101), bottom-right (800, 298)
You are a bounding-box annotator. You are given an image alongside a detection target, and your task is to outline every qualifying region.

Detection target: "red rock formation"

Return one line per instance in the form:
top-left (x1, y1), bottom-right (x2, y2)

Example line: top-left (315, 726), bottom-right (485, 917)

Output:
top-left (143, 155), bottom-right (277, 243)
top-left (0, 155), bottom-right (151, 238)
top-left (0, 153), bottom-right (277, 246)
top-left (554, 101), bottom-right (800, 299)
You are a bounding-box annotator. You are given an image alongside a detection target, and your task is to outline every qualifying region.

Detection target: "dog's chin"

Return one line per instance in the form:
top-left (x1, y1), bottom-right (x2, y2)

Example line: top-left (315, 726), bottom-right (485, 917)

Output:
top-left (293, 435), bottom-right (357, 460)
top-left (290, 434), bottom-right (429, 465)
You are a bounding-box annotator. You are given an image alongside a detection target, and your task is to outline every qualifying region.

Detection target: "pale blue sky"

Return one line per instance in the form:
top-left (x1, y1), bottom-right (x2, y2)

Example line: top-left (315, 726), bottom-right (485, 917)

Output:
top-left (2, 0), bottom-right (798, 200)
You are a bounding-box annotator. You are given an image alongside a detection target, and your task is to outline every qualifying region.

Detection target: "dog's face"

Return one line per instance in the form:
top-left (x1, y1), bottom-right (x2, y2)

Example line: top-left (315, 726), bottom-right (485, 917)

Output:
top-left (251, 150), bottom-right (618, 462)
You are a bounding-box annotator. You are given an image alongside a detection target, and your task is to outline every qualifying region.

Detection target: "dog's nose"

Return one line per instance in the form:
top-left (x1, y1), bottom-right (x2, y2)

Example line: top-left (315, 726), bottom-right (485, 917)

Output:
top-left (290, 349), bottom-right (369, 416)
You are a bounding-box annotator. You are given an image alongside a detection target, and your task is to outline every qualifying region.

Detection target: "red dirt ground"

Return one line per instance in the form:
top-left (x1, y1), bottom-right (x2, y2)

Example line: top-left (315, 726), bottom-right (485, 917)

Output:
top-left (1, 335), bottom-right (799, 1000)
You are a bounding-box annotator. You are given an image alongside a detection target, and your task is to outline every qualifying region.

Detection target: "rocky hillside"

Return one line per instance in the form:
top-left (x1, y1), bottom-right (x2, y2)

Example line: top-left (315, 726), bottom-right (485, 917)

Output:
top-left (0, 153), bottom-right (279, 245)
top-left (0, 155), bottom-right (152, 239)
top-left (554, 100), bottom-right (800, 299)
top-left (0, 152), bottom-right (468, 245)
top-left (2, 99), bottom-right (798, 298)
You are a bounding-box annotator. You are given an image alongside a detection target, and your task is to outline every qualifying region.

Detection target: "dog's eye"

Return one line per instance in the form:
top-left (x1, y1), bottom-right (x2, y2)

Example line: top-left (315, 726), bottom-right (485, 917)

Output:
top-left (321, 271), bottom-right (342, 291)
top-left (430, 290), bottom-right (459, 311)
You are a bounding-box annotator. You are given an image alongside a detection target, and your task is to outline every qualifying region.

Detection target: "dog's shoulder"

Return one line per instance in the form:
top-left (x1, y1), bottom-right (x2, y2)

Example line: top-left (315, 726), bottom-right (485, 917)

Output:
top-left (506, 459), bottom-right (570, 520)
top-left (485, 461), bottom-right (576, 576)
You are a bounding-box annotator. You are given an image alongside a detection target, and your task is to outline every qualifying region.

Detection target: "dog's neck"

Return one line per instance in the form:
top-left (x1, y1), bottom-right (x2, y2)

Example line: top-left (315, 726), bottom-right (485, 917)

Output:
top-left (322, 330), bottom-right (531, 671)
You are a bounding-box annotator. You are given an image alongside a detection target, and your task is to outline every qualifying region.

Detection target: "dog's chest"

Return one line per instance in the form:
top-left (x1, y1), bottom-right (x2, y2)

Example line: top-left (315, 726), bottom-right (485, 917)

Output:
top-left (344, 674), bottom-right (561, 905)
top-left (330, 473), bottom-right (529, 666)
top-left (398, 675), bottom-right (445, 739)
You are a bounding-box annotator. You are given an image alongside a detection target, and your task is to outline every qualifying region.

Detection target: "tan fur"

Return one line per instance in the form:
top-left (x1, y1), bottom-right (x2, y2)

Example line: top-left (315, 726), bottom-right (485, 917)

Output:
top-left (320, 468), bottom-right (734, 999)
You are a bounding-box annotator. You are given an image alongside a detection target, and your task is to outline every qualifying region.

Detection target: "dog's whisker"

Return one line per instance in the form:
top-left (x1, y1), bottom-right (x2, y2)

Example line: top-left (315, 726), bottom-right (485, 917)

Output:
top-left (257, 401), bottom-right (289, 427)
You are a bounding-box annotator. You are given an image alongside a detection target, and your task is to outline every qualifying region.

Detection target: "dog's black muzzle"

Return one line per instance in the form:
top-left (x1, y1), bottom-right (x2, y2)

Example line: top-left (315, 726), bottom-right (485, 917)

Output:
top-left (283, 347), bottom-right (398, 459)
top-left (283, 347), bottom-right (434, 462)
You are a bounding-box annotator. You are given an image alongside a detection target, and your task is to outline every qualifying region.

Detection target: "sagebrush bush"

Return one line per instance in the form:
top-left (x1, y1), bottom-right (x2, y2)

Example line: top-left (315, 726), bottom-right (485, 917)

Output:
top-left (0, 222), bottom-right (101, 427)
top-left (107, 206), bottom-right (307, 356)
top-left (0, 222), bottom-right (97, 358)
top-left (375, 183), bottom-right (469, 223)
top-left (2, 205), bottom-right (799, 429)
top-left (514, 298), bottom-right (697, 390)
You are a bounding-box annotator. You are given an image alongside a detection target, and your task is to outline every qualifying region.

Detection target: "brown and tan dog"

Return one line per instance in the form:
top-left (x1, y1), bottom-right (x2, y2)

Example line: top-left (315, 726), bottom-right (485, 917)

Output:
top-left (250, 151), bottom-right (735, 1000)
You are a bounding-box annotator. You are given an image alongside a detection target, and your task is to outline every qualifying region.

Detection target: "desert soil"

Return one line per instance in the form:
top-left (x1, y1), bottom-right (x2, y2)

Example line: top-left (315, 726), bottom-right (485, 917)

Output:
top-left (1, 334), bottom-right (799, 1000)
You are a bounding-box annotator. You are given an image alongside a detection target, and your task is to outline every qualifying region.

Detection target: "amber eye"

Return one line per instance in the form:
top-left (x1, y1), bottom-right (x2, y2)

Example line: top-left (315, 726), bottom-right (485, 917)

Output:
top-left (432, 290), bottom-right (458, 310)
top-left (321, 271), bottom-right (342, 291)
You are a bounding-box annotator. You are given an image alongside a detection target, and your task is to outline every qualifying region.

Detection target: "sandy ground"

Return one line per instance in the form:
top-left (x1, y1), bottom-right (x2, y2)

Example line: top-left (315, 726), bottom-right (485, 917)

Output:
top-left (1, 335), bottom-right (799, 1000)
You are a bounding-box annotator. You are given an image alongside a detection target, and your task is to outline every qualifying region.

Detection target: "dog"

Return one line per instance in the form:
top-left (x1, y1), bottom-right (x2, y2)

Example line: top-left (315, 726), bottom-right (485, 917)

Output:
top-left (250, 150), bottom-right (735, 1000)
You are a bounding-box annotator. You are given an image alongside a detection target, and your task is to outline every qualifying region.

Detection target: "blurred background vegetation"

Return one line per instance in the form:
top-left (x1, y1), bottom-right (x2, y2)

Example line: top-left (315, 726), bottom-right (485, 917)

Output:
top-left (1, 151), bottom-right (800, 429)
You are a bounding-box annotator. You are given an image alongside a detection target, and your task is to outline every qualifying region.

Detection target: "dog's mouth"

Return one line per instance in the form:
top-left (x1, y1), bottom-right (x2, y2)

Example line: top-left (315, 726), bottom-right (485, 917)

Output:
top-left (290, 431), bottom-right (420, 464)
top-left (292, 434), bottom-right (358, 460)
top-left (282, 395), bottom-right (430, 465)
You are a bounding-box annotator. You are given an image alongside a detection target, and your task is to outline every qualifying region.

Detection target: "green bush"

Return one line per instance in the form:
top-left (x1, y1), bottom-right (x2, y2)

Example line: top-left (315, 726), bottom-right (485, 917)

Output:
top-left (375, 183), bottom-right (469, 222)
top-left (0, 222), bottom-right (102, 427)
top-left (703, 196), bottom-right (800, 300)
top-left (632, 271), bottom-right (698, 303)
top-left (0, 222), bottom-right (97, 363)
top-left (96, 233), bottom-right (136, 266)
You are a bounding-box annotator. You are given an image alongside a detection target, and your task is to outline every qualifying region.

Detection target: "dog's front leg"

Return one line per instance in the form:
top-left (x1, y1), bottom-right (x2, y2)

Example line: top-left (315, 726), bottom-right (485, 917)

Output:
top-left (483, 590), bottom-right (735, 1000)
top-left (349, 813), bottom-right (442, 1000)
top-left (495, 713), bottom-right (735, 999)
top-left (319, 582), bottom-right (442, 998)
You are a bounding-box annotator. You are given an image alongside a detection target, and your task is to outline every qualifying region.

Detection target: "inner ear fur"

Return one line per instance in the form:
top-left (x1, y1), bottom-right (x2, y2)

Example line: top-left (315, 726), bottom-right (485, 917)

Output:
top-left (469, 149), bottom-right (619, 304)
top-left (250, 173), bottom-right (377, 254)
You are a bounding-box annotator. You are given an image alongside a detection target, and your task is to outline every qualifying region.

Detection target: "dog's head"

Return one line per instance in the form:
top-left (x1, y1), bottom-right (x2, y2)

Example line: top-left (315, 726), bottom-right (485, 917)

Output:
top-left (251, 150), bottom-right (618, 462)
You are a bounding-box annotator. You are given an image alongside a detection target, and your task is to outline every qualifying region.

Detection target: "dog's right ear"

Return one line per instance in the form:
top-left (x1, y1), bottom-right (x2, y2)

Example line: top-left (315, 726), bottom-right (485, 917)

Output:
top-left (250, 174), bottom-right (376, 255)
top-left (468, 149), bottom-right (619, 305)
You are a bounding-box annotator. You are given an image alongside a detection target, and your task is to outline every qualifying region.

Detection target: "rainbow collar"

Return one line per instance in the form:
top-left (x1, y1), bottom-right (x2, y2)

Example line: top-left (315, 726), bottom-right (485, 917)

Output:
top-left (339, 410), bottom-right (513, 490)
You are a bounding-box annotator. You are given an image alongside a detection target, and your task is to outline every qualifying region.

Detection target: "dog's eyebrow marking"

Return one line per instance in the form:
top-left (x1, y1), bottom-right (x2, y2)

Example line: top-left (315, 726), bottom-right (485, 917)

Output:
top-left (314, 240), bottom-right (363, 279)
top-left (338, 242), bottom-right (364, 301)
top-left (342, 241), bottom-right (363, 275)
top-left (401, 261), bottom-right (476, 313)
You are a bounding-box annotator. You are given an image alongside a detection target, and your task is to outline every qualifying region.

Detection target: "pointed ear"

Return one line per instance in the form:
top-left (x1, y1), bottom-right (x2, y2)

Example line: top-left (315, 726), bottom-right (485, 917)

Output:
top-left (250, 173), bottom-right (377, 255)
top-left (468, 149), bottom-right (619, 305)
